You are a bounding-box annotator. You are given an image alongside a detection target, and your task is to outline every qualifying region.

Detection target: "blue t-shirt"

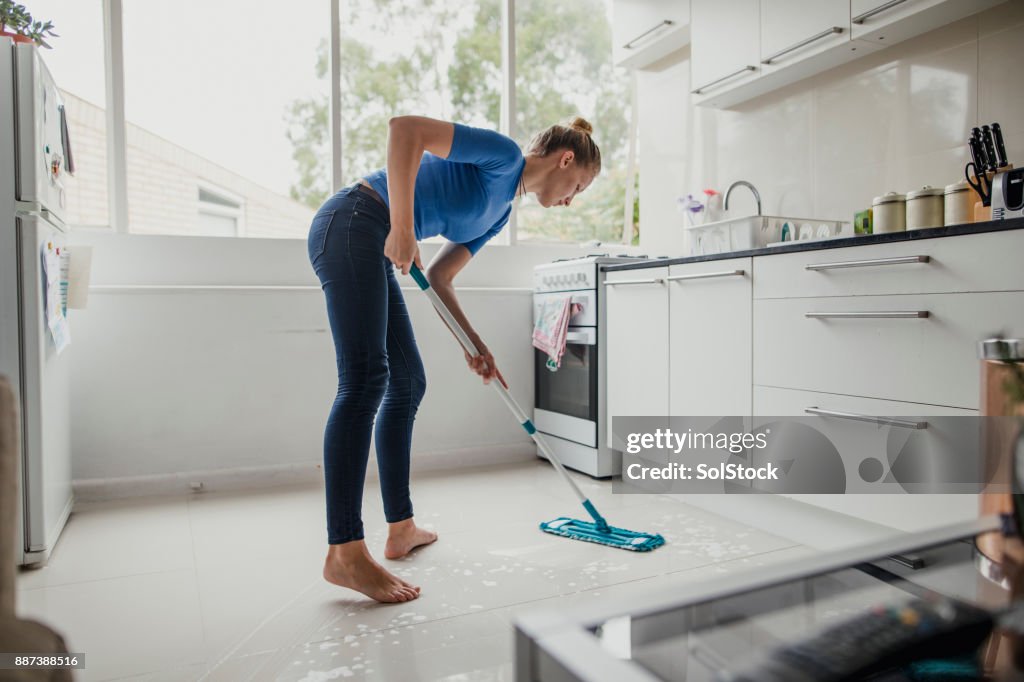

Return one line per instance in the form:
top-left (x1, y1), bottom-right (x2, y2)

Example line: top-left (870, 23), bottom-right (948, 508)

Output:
top-left (364, 123), bottom-right (525, 256)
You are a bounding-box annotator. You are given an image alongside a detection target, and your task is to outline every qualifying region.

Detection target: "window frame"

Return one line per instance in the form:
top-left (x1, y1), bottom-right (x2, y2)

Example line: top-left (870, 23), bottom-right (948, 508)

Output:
top-left (98, 0), bottom-right (630, 245)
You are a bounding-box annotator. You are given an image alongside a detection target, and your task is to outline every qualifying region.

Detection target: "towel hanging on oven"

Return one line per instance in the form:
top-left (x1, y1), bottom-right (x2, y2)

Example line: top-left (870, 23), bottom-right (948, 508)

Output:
top-left (532, 295), bottom-right (582, 371)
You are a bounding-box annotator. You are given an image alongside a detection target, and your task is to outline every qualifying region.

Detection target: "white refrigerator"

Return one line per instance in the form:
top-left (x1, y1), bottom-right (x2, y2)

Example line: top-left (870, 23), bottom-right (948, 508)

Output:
top-left (0, 38), bottom-right (75, 566)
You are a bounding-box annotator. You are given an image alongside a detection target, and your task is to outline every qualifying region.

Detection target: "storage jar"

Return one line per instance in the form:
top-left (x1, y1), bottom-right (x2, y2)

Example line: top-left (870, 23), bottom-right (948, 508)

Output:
top-left (871, 192), bottom-right (906, 233)
top-left (943, 180), bottom-right (973, 226)
top-left (906, 186), bottom-right (943, 230)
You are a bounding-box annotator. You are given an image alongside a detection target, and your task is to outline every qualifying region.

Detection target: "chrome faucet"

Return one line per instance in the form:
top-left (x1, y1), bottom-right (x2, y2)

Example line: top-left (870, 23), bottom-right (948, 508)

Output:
top-left (724, 180), bottom-right (763, 216)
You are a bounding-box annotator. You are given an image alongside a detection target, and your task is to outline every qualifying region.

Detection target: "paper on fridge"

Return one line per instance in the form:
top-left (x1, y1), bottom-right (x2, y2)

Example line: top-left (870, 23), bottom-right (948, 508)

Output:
top-left (41, 241), bottom-right (70, 353)
top-left (62, 245), bottom-right (93, 310)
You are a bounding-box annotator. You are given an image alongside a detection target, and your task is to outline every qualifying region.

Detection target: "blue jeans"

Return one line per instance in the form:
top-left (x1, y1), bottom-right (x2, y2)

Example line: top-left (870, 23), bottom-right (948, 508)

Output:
top-left (307, 183), bottom-right (427, 545)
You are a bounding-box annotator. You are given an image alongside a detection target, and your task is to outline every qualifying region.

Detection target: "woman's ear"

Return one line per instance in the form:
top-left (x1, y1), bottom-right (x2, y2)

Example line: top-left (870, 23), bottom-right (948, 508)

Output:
top-left (559, 150), bottom-right (575, 168)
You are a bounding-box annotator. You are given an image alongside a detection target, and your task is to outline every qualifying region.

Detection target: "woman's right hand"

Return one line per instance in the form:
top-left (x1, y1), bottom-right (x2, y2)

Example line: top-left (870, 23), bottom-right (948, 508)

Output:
top-left (464, 338), bottom-right (508, 389)
top-left (384, 229), bottom-right (423, 276)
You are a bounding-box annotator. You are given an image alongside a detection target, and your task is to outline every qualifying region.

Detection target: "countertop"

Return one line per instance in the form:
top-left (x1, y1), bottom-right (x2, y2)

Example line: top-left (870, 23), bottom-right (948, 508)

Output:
top-left (601, 216), bottom-right (1024, 272)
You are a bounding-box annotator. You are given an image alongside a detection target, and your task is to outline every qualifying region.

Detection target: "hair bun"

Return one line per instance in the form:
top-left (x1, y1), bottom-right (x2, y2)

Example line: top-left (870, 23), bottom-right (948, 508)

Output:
top-left (568, 117), bottom-right (593, 136)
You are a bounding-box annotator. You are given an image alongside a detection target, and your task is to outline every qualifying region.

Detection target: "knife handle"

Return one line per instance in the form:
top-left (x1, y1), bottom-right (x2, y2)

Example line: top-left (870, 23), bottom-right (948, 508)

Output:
top-left (981, 125), bottom-right (999, 172)
top-left (972, 128), bottom-right (990, 169)
top-left (992, 122), bottom-right (1009, 168)
top-left (968, 136), bottom-right (983, 171)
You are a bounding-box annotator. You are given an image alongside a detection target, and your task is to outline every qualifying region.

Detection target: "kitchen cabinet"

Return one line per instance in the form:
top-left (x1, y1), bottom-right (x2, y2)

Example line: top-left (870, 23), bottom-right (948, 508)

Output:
top-left (760, 0), bottom-right (850, 68)
top-left (612, 0), bottom-right (691, 70)
top-left (691, 0), bottom-right (999, 108)
top-left (851, 0), bottom-right (1005, 45)
top-left (605, 224), bottom-right (1024, 534)
top-left (753, 291), bottom-right (1024, 410)
top-left (689, 0), bottom-right (761, 105)
top-left (753, 385), bottom-right (979, 532)
top-left (753, 228), bottom-right (1024, 300)
top-left (668, 258), bottom-right (752, 416)
top-left (605, 267), bottom-right (669, 448)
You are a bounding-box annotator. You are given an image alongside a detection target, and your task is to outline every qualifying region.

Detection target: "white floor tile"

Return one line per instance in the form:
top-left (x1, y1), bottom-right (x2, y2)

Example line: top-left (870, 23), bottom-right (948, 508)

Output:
top-left (16, 569), bottom-right (206, 682)
top-left (15, 497), bottom-right (194, 591)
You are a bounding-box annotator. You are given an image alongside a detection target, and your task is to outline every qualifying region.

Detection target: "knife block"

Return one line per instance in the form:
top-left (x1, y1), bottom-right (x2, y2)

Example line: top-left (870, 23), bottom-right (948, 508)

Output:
top-left (972, 164), bottom-right (1015, 222)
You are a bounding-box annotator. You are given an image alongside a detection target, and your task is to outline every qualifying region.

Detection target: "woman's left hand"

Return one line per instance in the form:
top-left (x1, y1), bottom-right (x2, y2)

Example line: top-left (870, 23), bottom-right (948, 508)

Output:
top-left (464, 341), bottom-right (508, 389)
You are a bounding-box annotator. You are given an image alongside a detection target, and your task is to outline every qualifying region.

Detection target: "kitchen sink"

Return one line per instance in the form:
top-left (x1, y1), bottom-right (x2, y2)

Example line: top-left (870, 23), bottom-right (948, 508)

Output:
top-left (685, 215), bottom-right (847, 256)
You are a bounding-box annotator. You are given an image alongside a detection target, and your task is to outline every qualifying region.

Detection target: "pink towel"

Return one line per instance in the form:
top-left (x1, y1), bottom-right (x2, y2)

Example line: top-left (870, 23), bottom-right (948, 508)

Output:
top-left (532, 296), bottom-right (582, 371)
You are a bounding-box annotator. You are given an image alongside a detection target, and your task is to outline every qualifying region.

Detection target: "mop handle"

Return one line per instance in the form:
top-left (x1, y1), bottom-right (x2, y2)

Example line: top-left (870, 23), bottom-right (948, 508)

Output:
top-left (408, 264), bottom-right (591, 508)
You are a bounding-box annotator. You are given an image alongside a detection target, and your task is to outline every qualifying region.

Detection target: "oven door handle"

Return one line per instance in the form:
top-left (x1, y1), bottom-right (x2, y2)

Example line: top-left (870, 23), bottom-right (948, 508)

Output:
top-left (564, 328), bottom-right (597, 346)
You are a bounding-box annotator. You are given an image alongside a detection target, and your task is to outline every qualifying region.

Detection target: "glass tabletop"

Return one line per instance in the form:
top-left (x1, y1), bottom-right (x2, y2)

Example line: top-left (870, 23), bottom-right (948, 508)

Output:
top-left (589, 529), bottom-right (1013, 681)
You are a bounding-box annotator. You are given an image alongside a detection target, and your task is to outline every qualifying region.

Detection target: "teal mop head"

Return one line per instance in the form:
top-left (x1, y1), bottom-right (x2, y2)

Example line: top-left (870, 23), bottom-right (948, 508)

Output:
top-left (540, 517), bottom-right (666, 552)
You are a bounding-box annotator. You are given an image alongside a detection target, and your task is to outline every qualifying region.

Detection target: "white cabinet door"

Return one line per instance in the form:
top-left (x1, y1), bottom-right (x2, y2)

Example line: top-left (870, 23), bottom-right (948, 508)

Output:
top-left (851, 0), bottom-right (1005, 44)
top-left (612, 0), bottom-right (691, 69)
top-left (760, 0), bottom-right (850, 67)
top-left (753, 385), bottom-right (979, 532)
top-left (605, 267), bottom-right (670, 448)
top-left (690, 0), bottom-right (760, 104)
top-left (668, 258), bottom-right (752, 416)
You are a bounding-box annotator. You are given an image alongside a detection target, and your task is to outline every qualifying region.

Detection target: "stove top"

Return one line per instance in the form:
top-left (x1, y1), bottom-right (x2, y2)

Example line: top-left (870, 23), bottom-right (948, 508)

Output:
top-left (534, 254), bottom-right (668, 291)
top-left (551, 253), bottom-right (654, 263)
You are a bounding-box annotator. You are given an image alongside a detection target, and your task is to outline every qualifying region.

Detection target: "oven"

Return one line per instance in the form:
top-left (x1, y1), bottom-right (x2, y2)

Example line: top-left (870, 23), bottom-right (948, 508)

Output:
top-left (533, 326), bottom-right (598, 446)
top-left (531, 255), bottom-right (651, 477)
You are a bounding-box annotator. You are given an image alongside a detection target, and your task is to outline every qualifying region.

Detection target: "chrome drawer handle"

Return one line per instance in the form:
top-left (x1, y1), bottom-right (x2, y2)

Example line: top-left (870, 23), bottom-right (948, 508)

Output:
top-left (623, 19), bottom-right (674, 50)
top-left (691, 65), bottom-right (757, 95)
top-left (805, 255), bottom-right (930, 270)
top-left (761, 27), bottom-right (844, 65)
top-left (606, 277), bottom-right (665, 286)
top-left (805, 407), bottom-right (928, 430)
top-left (805, 310), bottom-right (929, 318)
top-left (853, 0), bottom-right (910, 25)
top-left (666, 269), bottom-right (745, 282)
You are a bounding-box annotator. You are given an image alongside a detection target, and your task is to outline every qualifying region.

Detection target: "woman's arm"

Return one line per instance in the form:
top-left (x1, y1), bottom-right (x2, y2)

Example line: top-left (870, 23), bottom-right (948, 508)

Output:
top-left (426, 242), bottom-right (508, 389)
top-left (384, 116), bottom-right (455, 275)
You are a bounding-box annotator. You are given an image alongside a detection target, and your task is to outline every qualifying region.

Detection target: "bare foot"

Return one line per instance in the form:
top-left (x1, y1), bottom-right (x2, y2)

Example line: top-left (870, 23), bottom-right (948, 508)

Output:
top-left (384, 518), bottom-right (438, 560)
top-left (323, 540), bottom-right (421, 603)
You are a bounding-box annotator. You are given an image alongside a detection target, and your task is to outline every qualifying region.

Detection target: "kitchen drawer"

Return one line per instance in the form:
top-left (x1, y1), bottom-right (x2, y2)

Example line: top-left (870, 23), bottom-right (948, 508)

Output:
top-left (753, 385), bottom-right (978, 532)
top-left (753, 291), bottom-right (1024, 409)
top-left (753, 229), bottom-right (1024, 299)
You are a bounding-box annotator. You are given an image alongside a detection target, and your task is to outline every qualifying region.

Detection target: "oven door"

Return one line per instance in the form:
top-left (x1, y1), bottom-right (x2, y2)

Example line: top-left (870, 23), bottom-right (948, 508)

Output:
top-left (533, 327), bottom-right (598, 447)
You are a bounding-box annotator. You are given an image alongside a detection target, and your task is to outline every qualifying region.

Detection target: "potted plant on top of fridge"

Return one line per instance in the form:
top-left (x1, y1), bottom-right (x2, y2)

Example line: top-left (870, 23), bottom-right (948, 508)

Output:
top-left (0, 2), bottom-right (58, 48)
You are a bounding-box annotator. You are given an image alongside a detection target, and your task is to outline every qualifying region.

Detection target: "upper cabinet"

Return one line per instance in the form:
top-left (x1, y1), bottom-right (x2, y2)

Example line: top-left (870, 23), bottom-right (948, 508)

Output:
top-left (612, 0), bottom-right (691, 70)
top-left (760, 0), bottom-right (850, 68)
top-left (689, 0), bottom-right (761, 102)
top-left (850, 0), bottom-right (1004, 44)
top-left (691, 0), bottom-right (1005, 108)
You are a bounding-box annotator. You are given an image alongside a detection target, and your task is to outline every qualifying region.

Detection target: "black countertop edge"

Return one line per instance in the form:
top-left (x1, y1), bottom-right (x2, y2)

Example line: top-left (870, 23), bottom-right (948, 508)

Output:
top-left (601, 216), bottom-right (1024, 272)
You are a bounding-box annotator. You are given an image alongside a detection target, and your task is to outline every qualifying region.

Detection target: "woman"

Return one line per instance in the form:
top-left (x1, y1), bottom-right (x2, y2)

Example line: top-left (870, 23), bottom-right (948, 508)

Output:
top-left (307, 114), bottom-right (601, 603)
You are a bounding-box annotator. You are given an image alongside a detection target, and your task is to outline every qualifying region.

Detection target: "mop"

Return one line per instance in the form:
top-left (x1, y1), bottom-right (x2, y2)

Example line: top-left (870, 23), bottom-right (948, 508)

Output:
top-left (409, 265), bottom-right (665, 552)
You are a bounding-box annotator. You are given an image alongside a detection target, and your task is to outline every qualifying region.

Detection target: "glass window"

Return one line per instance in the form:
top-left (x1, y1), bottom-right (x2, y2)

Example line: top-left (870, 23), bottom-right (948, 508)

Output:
top-left (121, 0), bottom-right (329, 238)
top-left (335, 0), bottom-right (501, 244)
top-left (514, 0), bottom-right (633, 245)
top-left (23, 0), bottom-right (109, 229)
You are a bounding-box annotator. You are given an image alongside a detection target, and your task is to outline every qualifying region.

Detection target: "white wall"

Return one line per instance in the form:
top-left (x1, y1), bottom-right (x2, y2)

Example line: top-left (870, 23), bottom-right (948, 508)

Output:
top-left (638, 2), bottom-right (1024, 256)
top-left (66, 230), bottom-right (640, 498)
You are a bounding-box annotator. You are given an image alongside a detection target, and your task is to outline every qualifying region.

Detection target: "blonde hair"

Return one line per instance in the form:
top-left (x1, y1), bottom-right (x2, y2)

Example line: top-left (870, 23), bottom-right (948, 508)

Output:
top-left (527, 116), bottom-right (601, 174)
